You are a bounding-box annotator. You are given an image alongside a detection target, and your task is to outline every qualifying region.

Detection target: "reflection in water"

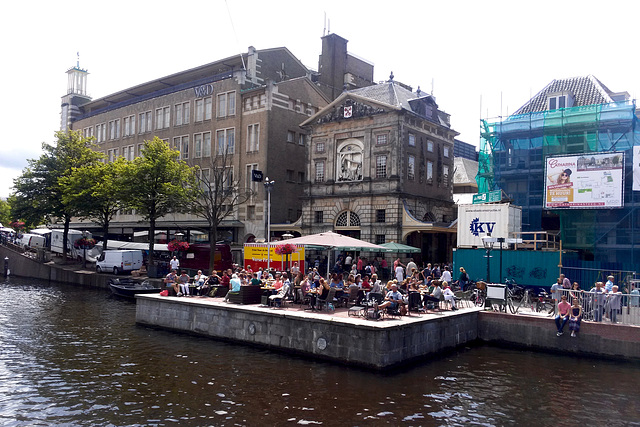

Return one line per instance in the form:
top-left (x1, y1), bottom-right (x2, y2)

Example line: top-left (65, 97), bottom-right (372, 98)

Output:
top-left (0, 277), bottom-right (638, 426)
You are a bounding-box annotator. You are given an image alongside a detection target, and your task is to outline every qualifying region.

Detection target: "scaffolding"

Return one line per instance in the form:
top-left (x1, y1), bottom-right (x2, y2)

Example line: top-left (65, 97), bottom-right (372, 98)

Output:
top-left (477, 100), bottom-right (640, 269)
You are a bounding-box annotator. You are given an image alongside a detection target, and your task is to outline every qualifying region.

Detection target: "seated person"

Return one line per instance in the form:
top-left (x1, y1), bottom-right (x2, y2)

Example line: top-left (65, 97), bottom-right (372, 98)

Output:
top-left (164, 269), bottom-right (179, 295)
top-left (423, 281), bottom-right (442, 309)
top-left (272, 273), bottom-right (283, 291)
top-left (198, 275), bottom-right (212, 297)
top-left (370, 274), bottom-right (382, 294)
top-left (178, 271), bottom-right (191, 296)
top-left (250, 272), bottom-right (262, 286)
top-left (269, 281), bottom-right (290, 307)
top-left (193, 270), bottom-right (206, 295)
top-left (378, 283), bottom-right (404, 312)
top-left (442, 282), bottom-right (457, 311)
top-left (223, 273), bottom-right (242, 302)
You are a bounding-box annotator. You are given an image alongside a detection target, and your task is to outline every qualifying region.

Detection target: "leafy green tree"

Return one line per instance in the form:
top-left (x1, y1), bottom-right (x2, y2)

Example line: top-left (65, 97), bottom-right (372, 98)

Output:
top-left (60, 156), bottom-right (129, 251)
top-left (123, 137), bottom-right (196, 270)
top-left (12, 130), bottom-right (102, 261)
top-left (0, 198), bottom-right (12, 227)
top-left (187, 144), bottom-right (253, 271)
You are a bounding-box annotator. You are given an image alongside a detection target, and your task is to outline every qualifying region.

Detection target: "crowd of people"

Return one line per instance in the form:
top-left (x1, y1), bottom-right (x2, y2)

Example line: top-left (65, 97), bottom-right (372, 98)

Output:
top-left (550, 274), bottom-right (638, 337)
top-left (161, 255), bottom-right (466, 315)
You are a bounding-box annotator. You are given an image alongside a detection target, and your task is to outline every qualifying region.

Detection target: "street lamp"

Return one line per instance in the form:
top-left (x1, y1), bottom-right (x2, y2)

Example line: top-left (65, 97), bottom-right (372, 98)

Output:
top-left (264, 177), bottom-right (275, 272)
top-left (482, 234), bottom-right (496, 283)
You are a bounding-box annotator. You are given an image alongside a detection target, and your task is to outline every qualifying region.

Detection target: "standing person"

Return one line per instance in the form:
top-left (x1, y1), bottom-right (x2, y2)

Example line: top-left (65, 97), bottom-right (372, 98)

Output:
top-left (379, 258), bottom-right (388, 280)
top-left (604, 275), bottom-right (615, 293)
top-left (357, 257), bottom-right (364, 275)
top-left (169, 256), bottom-right (180, 271)
top-left (395, 261), bottom-right (405, 283)
top-left (406, 258), bottom-right (417, 278)
top-left (458, 267), bottom-right (470, 290)
top-left (344, 253), bottom-right (353, 272)
top-left (606, 285), bottom-right (622, 323)
top-left (441, 266), bottom-right (452, 287)
top-left (589, 282), bottom-right (606, 322)
top-left (560, 273), bottom-right (571, 289)
top-left (568, 298), bottom-right (583, 337)
top-left (555, 295), bottom-right (571, 336)
top-left (550, 278), bottom-right (564, 315)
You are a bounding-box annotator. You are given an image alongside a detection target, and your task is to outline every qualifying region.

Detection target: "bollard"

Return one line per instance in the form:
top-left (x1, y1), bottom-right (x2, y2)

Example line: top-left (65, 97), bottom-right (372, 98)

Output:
top-left (4, 256), bottom-right (9, 277)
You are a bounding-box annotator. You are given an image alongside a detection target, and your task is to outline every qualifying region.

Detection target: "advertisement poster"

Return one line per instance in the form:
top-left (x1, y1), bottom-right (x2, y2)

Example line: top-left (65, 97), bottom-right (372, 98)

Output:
top-left (544, 153), bottom-right (624, 209)
top-left (243, 243), bottom-right (305, 272)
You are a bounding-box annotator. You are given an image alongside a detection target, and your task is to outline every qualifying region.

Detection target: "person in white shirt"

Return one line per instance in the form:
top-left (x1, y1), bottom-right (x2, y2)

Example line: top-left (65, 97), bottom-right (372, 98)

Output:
top-left (406, 259), bottom-right (417, 277)
top-left (441, 267), bottom-right (452, 285)
top-left (169, 256), bottom-right (180, 271)
top-left (395, 263), bottom-right (404, 283)
top-left (442, 282), bottom-right (457, 310)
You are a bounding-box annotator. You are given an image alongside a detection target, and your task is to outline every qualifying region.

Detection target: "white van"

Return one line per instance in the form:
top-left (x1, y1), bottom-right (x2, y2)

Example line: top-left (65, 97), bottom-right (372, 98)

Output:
top-left (20, 233), bottom-right (46, 250)
top-left (96, 250), bottom-right (143, 275)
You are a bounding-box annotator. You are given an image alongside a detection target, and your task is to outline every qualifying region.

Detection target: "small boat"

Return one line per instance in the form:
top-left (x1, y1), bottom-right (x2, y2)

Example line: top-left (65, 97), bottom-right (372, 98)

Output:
top-left (109, 278), bottom-right (162, 298)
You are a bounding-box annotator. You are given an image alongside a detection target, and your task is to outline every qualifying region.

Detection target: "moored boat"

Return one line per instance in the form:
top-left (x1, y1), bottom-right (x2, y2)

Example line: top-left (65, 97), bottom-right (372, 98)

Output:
top-left (109, 278), bottom-right (161, 298)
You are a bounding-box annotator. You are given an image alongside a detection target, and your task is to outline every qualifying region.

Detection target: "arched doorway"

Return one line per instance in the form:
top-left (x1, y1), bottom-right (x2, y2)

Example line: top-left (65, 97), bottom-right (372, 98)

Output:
top-left (334, 210), bottom-right (361, 239)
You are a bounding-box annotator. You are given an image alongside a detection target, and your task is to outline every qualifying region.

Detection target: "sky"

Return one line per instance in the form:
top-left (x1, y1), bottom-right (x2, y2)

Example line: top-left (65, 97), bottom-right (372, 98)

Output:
top-left (1, 0), bottom-right (639, 198)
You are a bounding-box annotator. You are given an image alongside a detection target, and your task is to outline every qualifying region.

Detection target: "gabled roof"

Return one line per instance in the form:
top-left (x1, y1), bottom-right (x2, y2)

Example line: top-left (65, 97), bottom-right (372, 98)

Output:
top-left (513, 75), bottom-right (615, 115)
top-left (301, 80), bottom-right (452, 128)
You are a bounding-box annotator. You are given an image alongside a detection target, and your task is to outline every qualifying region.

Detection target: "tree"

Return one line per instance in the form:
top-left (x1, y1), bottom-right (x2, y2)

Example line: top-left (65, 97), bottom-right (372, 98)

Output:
top-left (60, 156), bottom-right (129, 251)
top-left (123, 137), bottom-right (196, 270)
top-left (0, 198), bottom-right (12, 227)
top-left (188, 143), bottom-right (253, 271)
top-left (13, 130), bottom-right (102, 261)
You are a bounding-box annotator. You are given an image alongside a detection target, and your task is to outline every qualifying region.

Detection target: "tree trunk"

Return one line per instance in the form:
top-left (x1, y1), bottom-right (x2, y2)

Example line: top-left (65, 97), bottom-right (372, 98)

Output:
top-left (148, 217), bottom-right (156, 269)
top-left (62, 216), bottom-right (71, 264)
top-left (102, 217), bottom-right (109, 252)
top-left (208, 224), bottom-right (218, 272)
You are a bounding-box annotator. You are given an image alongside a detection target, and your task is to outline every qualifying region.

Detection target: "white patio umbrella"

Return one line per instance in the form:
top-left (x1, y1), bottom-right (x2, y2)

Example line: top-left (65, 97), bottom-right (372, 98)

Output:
top-left (280, 231), bottom-right (389, 277)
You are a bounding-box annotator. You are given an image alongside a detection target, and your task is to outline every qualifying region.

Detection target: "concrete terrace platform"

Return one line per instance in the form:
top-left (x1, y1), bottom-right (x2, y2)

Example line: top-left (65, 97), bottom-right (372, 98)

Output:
top-left (135, 294), bottom-right (482, 370)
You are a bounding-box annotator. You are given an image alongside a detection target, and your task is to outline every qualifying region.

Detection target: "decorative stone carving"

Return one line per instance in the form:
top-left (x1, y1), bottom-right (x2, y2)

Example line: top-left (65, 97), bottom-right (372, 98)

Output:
top-left (317, 100), bottom-right (385, 124)
top-left (336, 139), bottom-right (363, 182)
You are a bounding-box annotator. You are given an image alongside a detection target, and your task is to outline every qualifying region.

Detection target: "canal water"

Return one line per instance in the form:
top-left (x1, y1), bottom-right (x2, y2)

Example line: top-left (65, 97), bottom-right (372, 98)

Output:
top-left (1, 277), bottom-right (638, 426)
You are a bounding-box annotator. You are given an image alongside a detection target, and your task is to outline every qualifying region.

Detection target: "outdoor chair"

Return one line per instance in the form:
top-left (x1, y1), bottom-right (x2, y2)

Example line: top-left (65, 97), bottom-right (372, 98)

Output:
top-left (342, 287), bottom-right (359, 307)
top-left (317, 288), bottom-right (337, 312)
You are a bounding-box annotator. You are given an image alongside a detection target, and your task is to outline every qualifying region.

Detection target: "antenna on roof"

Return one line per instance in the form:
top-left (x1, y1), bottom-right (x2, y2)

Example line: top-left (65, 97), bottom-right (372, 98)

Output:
top-left (76, 51), bottom-right (80, 68)
top-left (431, 78), bottom-right (434, 96)
top-left (323, 12), bottom-right (326, 36)
top-left (224, 0), bottom-right (246, 71)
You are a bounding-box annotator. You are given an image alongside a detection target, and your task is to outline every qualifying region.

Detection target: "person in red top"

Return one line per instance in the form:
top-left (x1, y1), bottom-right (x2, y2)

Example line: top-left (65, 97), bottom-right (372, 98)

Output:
top-left (555, 294), bottom-right (571, 336)
top-left (361, 275), bottom-right (371, 291)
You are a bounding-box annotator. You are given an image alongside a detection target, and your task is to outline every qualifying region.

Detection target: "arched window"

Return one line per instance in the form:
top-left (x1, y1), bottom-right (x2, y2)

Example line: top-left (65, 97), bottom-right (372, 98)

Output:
top-left (335, 211), bottom-right (361, 228)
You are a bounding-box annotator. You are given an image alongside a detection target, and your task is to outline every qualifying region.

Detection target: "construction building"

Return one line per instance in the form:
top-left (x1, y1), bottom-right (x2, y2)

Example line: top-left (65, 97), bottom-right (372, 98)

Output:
top-left (477, 75), bottom-right (640, 273)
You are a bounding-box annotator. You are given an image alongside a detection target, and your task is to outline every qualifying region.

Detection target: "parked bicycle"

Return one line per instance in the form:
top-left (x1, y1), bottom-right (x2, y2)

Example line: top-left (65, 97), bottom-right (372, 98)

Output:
top-left (535, 290), bottom-right (555, 314)
top-left (472, 281), bottom-right (486, 307)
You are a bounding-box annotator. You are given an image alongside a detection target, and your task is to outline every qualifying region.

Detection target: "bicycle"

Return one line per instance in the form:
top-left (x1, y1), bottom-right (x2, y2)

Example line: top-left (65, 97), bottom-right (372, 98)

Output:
top-left (472, 281), bottom-right (486, 307)
top-left (535, 290), bottom-right (555, 315)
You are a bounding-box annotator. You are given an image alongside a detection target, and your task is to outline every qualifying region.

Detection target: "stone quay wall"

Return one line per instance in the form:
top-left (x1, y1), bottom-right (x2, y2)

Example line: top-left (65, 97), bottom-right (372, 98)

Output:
top-left (135, 295), bottom-right (478, 370)
top-left (478, 311), bottom-right (640, 361)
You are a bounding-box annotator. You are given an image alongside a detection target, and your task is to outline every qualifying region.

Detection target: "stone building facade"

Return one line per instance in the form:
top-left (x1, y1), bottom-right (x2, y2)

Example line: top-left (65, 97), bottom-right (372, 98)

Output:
top-left (298, 79), bottom-right (458, 263)
top-left (61, 35), bottom-right (373, 254)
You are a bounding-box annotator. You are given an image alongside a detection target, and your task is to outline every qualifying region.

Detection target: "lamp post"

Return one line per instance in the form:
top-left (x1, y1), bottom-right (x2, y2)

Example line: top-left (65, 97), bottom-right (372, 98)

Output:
top-left (482, 234), bottom-right (497, 283)
top-left (497, 237), bottom-right (505, 283)
top-left (264, 177), bottom-right (275, 272)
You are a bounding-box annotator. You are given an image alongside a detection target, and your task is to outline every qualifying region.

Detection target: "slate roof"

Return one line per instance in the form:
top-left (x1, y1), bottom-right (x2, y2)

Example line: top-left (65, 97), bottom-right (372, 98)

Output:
top-left (347, 81), bottom-right (452, 128)
top-left (512, 75), bottom-right (614, 115)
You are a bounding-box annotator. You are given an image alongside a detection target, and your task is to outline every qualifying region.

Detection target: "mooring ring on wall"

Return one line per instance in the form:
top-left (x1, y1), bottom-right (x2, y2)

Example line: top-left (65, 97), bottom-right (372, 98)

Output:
top-left (248, 323), bottom-right (256, 335)
top-left (317, 337), bottom-right (327, 351)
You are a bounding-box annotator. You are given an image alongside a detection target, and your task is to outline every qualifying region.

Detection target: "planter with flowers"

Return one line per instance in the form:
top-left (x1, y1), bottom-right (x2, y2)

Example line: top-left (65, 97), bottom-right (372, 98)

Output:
top-left (74, 238), bottom-right (96, 249)
top-left (275, 243), bottom-right (297, 272)
top-left (168, 239), bottom-right (190, 252)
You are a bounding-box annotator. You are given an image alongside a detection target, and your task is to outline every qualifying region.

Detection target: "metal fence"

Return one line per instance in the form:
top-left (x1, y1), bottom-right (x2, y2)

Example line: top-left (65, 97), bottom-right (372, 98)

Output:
top-left (559, 288), bottom-right (640, 326)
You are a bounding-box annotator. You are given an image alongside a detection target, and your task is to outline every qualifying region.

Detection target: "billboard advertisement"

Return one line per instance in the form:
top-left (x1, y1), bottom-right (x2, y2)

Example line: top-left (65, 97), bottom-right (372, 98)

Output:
top-left (544, 153), bottom-right (624, 209)
top-left (243, 243), bottom-right (305, 272)
top-left (457, 203), bottom-right (522, 248)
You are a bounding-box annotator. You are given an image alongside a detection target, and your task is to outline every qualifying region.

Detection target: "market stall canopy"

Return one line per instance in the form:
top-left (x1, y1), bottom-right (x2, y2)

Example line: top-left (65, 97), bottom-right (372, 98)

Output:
top-left (280, 231), bottom-right (389, 252)
top-left (379, 242), bottom-right (421, 253)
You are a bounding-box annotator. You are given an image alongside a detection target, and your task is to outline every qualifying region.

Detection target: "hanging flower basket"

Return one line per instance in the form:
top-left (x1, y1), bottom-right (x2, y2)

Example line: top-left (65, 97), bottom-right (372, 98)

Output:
top-left (10, 221), bottom-right (25, 230)
top-left (168, 240), bottom-right (190, 251)
top-left (275, 243), bottom-right (297, 255)
top-left (74, 238), bottom-right (96, 249)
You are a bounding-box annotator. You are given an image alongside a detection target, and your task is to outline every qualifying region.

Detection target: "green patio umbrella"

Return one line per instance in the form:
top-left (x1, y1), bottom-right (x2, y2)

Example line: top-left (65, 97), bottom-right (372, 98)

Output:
top-left (379, 242), bottom-right (421, 253)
